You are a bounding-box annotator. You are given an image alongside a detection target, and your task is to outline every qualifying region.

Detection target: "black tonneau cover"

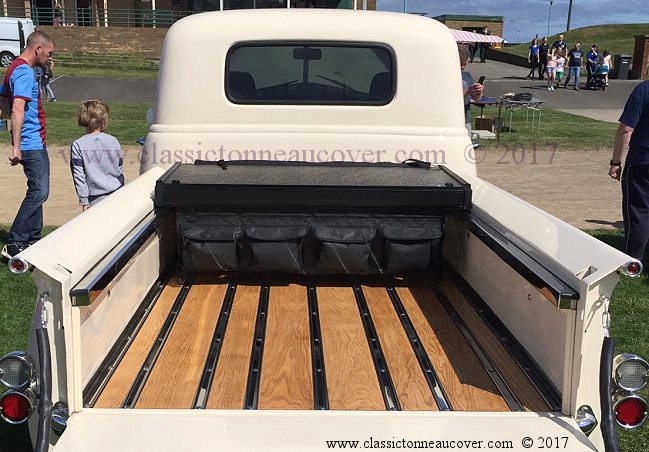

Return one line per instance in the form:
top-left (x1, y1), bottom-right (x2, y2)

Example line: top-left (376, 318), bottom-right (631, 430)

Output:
top-left (154, 161), bottom-right (472, 212)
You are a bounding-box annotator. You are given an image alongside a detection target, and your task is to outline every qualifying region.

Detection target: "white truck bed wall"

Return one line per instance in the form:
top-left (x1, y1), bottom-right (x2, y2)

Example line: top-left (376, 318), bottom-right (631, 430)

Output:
top-left (19, 168), bottom-right (166, 412)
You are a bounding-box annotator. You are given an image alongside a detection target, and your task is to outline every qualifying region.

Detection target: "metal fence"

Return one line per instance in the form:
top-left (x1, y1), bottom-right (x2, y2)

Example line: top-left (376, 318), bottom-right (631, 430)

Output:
top-left (1, 7), bottom-right (197, 28)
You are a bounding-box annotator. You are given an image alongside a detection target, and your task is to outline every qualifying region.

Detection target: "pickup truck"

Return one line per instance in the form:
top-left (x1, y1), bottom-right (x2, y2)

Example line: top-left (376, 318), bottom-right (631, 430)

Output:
top-left (1, 10), bottom-right (647, 452)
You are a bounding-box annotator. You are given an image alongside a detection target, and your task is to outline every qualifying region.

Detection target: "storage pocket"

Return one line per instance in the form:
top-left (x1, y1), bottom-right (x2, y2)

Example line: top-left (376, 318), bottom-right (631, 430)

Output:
top-left (381, 219), bottom-right (444, 273)
top-left (179, 219), bottom-right (243, 273)
top-left (245, 223), bottom-right (309, 273)
top-left (313, 223), bottom-right (379, 274)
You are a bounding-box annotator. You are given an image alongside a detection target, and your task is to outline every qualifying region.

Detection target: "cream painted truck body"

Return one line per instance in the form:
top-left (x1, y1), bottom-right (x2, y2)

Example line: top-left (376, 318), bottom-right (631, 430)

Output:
top-left (5, 10), bottom-right (642, 452)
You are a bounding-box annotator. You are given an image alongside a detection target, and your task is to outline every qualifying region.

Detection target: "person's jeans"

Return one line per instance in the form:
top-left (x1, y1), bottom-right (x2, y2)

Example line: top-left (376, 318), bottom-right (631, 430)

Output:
top-left (587, 62), bottom-right (596, 85)
top-left (8, 149), bottom-right (50, 244)
top-left (565, 67), bottom-right (580, 87)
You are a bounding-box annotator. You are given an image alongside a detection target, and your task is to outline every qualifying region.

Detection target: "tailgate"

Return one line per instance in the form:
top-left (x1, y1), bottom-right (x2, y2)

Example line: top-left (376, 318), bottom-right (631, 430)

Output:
top-left (53, 410), bottom-right (596, 451)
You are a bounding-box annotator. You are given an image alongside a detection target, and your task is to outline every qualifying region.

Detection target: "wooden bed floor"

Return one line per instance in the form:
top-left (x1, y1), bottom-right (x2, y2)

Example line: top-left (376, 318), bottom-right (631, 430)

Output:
top-left (91, 273), bottom-right (551, 412)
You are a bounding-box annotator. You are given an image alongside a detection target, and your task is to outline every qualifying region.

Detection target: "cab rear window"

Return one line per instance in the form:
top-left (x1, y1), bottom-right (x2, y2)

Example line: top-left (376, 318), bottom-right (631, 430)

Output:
top-left (225, 42), bottom-right (395, 105)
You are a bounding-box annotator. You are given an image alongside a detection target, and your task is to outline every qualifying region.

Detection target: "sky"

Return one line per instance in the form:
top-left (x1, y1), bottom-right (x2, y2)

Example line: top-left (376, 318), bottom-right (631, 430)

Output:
top-left (377, 0), bottom-right (649, 42)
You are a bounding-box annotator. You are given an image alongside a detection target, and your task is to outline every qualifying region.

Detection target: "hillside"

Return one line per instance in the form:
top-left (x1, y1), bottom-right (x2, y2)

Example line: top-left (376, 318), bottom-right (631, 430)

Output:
top-left (501, 23), bottom-right (648, 57)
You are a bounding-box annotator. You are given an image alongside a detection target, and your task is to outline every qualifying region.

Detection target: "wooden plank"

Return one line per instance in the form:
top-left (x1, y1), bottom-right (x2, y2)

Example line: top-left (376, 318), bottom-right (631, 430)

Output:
top-left (258, 283), bottom-right (313, 410)
top-left (362, 285), bottom-right (438, 411)
top-left (136, 275), bottom-right (229, 409)
top-left (317, 284), bottom-right (385, 410)
top-left (440, 278), bottom-right (550, 412)
top-left (94, 280), bottom-right (182, 408)
top-left (207, 284), bottom-right (260, 409)
top-left (396, 279), bottom-right (510, 412)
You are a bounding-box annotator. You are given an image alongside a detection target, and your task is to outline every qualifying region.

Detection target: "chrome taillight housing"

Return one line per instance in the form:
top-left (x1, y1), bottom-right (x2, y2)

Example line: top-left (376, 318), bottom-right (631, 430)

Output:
top-left (0, 351), bottom-right (38, 426)
top-left (614, 354), bottom-right (649, 392)
top-left (0, 389), bottom-right (36, 424)
top-left (613, 392), bottom-right (649, 429)
top-left (621, 260), bottom-right (643, 278)
top-left (0, 352), bottom-right (35, 389)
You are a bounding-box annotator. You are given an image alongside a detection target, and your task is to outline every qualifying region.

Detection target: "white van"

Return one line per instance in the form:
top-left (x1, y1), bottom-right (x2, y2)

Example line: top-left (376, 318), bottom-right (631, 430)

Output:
top-left (0, 17), bottom-right (35, 67)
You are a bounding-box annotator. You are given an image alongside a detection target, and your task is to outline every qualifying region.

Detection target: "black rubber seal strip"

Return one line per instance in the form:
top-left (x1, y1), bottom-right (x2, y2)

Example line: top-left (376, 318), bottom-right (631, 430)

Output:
top-left (600, 336), bottom-right (620, 452)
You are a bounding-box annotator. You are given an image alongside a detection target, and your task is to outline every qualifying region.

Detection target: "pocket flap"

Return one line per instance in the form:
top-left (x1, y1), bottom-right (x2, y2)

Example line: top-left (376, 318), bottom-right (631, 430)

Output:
top-left (313, 225), bottom-right (376, 243)
top-left (246, 225), bottom-right (309, 241)
top-left (181, 224), bottom-right (243, 241)
top-left (381, 222), bottom-right (443, 241)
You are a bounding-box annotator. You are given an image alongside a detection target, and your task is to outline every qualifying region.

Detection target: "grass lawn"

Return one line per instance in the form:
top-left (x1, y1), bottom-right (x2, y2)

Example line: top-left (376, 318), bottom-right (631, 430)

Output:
top-left (0, 52), bottom-right (159, 80)
top-left (0, 102), bottom-right (151, 147)
top-left (500, 23), bottom-right (648, 59)
top-left (477, 105), bottom-right (618, 150)
top-left (1, 226), bottom-right (649, 450)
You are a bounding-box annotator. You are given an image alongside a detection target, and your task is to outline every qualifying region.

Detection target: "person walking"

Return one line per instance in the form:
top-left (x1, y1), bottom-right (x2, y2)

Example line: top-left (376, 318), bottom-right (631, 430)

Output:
top-left (601, 50), bottom-right (612, 86)
top-left (479, 27), bottom-right (491, 63)
top-left (552, 34), bottom-right (567, 55)
top-left (608, 80), bottom-right (649, 260)
top-left (554, 49), bottom-right (565, 89)
top-left (0, 31), bottom-right (55, 259)
top-left (545, 50), bottom-right (557, 90)
top-left (564, 43), bottom-right (583, 90)
top-left (586, 44), bottom-right (599, 89)
top-left (539, 37), bottom-right (550, 80)
top-left (527, 38), bottom-right (540, 80)
top-left (41, 59), bottom-right (56, 102)
top-left (468, 33), bottom-right (478, 63)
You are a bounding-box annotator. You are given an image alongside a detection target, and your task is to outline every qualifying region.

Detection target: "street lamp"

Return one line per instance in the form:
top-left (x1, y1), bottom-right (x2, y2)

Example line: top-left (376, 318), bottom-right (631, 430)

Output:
top-left (547, 0), bottom-right (555, 37)
top-left (509, 19), bottom-right (521, 43)
top-left (567, 0), bottom-right (573, 30)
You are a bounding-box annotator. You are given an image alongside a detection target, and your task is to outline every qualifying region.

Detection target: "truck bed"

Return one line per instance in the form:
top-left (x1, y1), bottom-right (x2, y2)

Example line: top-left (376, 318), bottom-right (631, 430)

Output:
top-left (88, 273), bottom-right (552, 412)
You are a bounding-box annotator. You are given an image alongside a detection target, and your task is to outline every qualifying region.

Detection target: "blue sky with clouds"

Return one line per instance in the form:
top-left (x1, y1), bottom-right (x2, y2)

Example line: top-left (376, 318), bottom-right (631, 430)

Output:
top-left (377, 0), bottom-right (648, 42)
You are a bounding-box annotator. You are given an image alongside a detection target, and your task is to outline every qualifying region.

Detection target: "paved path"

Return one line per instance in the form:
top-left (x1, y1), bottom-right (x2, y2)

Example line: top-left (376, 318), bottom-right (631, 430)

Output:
top-left (467, 60), bottom-right (641, 123)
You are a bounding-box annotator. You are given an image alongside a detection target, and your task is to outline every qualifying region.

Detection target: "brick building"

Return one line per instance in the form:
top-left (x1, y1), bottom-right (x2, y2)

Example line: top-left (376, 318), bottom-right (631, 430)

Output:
top-left (433, 14), bottom-right (504, 40)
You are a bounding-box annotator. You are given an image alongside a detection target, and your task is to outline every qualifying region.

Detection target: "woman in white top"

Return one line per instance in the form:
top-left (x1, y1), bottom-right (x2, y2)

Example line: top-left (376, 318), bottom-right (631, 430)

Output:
top-left (601, 50), bottom-right (612, 86)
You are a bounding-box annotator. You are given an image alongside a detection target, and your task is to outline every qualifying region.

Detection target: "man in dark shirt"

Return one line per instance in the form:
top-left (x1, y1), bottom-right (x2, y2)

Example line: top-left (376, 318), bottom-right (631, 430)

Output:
top-left (564, 43), bottom-right (583, 90)
top-left (586, 45), bottom-right (599, 88)
top-left (608, 80), bottom-right (649, 260)
top-left (552, 34), bottom-right (567, 55)
top-left (539, 37), bottom-right (550, 80)
top-left (479, 27), bottom-right (491, 63)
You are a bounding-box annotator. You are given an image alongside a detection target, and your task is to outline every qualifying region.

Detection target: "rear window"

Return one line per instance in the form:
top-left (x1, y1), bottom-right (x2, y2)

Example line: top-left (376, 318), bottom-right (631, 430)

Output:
top-left (225, 42), bottom-right (395, 105)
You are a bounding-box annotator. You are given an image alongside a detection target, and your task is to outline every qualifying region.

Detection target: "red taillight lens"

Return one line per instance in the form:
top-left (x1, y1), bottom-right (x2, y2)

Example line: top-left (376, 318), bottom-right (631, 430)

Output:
top-left (7, 257), bottom-right (28, 274)
top-left (615, 396), bottom-right (648, 429)
top-left (0, 392), bottom-right (32, 424)
top-left (622, 261), bottom-right (643, 278)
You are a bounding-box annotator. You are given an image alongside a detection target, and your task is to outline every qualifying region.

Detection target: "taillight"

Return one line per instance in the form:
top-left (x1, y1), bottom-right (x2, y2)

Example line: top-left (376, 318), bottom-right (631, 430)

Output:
top-left (614, 354), bottom-right (649, 392)
top-left (621, 260), bottom-right (643, 278)
top-left (613, 394), bottom-right (648, 429)
top-left (0, 352), bottom-right (35, 389)
top-left (0, 389), bottom-right (36, 424)
top-left (8, 256), bottom-right (29, 274)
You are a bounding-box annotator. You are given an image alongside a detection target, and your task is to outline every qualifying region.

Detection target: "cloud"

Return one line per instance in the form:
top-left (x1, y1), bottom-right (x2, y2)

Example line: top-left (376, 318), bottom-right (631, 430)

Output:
top-left (377, 0), bottom-right (649, 42)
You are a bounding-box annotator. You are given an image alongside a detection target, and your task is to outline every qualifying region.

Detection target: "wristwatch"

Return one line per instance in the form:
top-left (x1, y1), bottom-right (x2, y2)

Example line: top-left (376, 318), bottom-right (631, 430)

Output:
top-left (610, 160), bottom-right (621, 166)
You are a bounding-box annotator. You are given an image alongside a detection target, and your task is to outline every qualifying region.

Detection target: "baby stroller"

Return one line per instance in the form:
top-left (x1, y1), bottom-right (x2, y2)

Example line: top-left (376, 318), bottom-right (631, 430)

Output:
top-left (588, 64), bottom-right (608, 91)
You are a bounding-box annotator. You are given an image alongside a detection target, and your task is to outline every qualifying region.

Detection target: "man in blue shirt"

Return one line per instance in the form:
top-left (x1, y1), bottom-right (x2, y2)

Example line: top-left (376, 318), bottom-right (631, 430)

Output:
top-left (609, 80), bottom-right (649, 260)
top-left (564, 43), bottom-right (583, 90)
top-left (586, 45), bottom-right (598, 89)
top-left (0, 31), bottom-right (55, 259)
